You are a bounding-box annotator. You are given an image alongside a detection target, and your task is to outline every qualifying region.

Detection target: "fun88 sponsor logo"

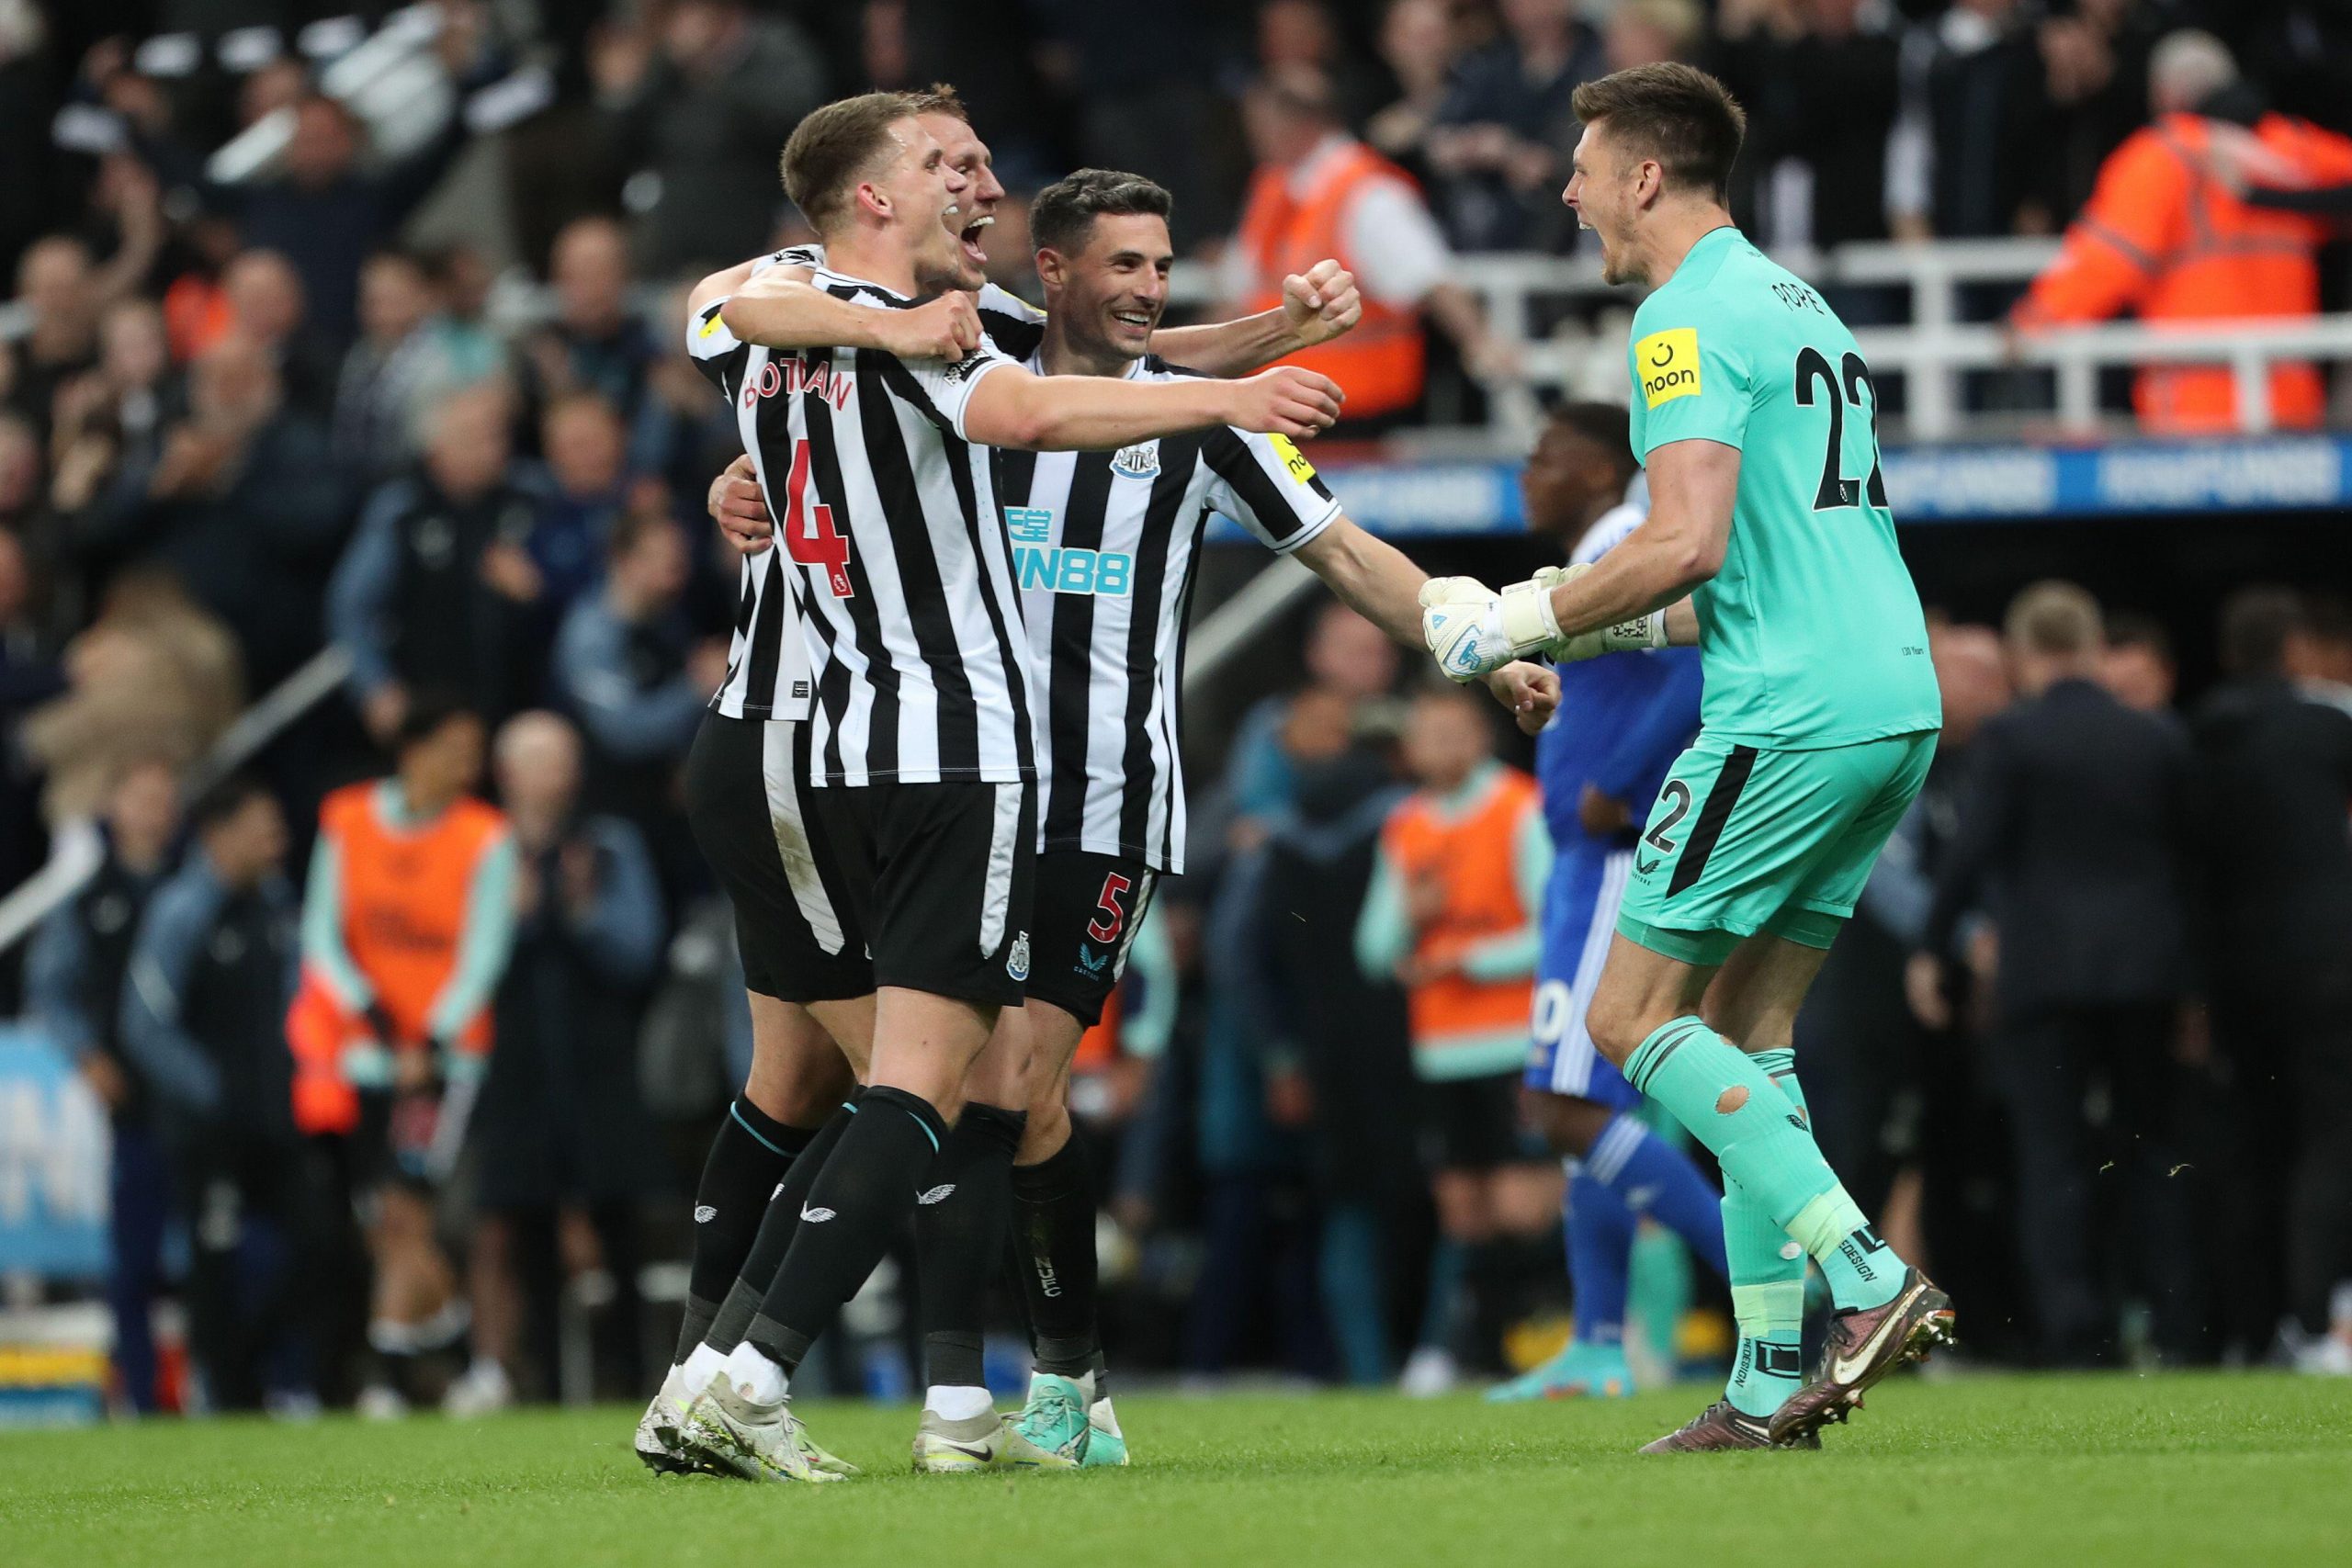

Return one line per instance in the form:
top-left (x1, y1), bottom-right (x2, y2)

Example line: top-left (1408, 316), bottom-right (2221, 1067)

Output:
top-left (1006, 507), bottom-right (1134, 597)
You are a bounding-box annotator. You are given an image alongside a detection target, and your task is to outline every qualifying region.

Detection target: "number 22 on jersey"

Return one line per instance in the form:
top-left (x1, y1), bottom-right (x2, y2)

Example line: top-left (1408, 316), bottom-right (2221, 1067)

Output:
top-left (783, 438), bottom-right (854, 597)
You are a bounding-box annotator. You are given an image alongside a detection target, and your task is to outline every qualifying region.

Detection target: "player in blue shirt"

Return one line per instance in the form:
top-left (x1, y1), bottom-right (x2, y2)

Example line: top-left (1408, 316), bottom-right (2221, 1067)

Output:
top-left (1487, 405), bottom-right (1728, 1402)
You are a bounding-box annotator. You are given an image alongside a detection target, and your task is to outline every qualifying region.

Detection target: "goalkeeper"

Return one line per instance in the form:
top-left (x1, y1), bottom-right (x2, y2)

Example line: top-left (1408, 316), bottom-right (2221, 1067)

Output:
top-left (1423, 62), bottom-right (1951, 1451)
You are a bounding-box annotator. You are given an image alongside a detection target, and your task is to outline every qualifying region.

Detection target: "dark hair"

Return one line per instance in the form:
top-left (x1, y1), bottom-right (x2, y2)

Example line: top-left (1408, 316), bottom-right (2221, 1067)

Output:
top-left (781, 92), bottom-right (922, 233)
top-left (903, 83), bottom-right (968, 123)
top-left (607, 505), bottom-right (677, 561)
top-left (189, 772), bottom-right (273, 834)
top-left (1548, 400), bottom-right (1635, 470)
top-left (1570, 63), bottom-right (1747, 202)
top-left (394, 691), bottom-right (481, 754)
top-left (2103, 610), bottom-right (2173, 661)
top-left (1031, 169), bottom-right (1175, 256)
top-left (2218, 585), bottom-right (2306, 677)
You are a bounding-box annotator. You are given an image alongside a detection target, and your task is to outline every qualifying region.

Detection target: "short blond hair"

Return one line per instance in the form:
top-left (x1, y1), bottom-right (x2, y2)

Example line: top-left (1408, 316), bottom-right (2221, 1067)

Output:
top-left (781, 92), bottom-right (922, 233)
top-left (2004, 580), bottom-right (2103, 656)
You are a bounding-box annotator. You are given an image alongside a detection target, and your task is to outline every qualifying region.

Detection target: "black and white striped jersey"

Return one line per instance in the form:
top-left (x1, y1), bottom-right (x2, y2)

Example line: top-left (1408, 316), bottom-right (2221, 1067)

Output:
top-left (684, 246), bottom-right (1043, 726)
top-left (995, 353), bottom-right (1342, 874)
top-left (688, 249), bottom-right (814, 723)
top-left (690, 260), bottom-right (1037, 786)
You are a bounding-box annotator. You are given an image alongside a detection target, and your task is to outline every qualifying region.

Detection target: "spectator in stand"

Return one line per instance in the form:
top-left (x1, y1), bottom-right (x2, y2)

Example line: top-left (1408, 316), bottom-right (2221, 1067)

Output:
top-left (287, 698), bottom-right (515, 1417)
top-left (3, 156), bottom-right (164, 435)
top-left (2009, 31), bottom-right (2352, 434)
top-left (26, 757), bottom-right (182, 1413)
top-left (1715, 0), bottom-right (1904, 251)
top-left (1912, 582), bottom-right (2204, 1366)
top-left (47, 300), bottom-right (176, 558)
top-left (22, 567), bottom-right (243, 823)
top-left (1227, 66), bottom-right (1505, 430)
top-left (459, 711), bottom-right (665, 1410)
top-left (2100, 611), bottom-right (2178, 713)
top-left (0, 416), bottom-right (40, 550)
top-left (75, 333), bottom-right (342, 686)
top-left (2188, 589), bottom-right (2352, 1370)
top-left (119, 773), bottom-right (313, 1415)
top-left (1258, 0), bottom-right (1385, 129)
top-left (1423, 0), bottom-right (1606, 254)
top-left (211, 88), bottom-right (471, 347)
top-left (330, 384), bottom-right (550, 743)
top-left (551, 502), bottom-right (725, 893)
top-left (1888, 0), bottom-right (2052, 240)
top-left (1363, 0), bottom-right (1467, 185)
top-left (1356, 683), bottom-right (1557, 1394)
top-left (220, 250), bottom-right (336, 413)
top-left (591, 0), bottom-right (825, 276)
top-left (1028, 1), bottom-right (1232, 250)
top-left (332, 251), bottom-right (458, 489)
top-left (527, 393), bottom-right (633, 615)
top-left (514, 218), bottom-right (661, 463)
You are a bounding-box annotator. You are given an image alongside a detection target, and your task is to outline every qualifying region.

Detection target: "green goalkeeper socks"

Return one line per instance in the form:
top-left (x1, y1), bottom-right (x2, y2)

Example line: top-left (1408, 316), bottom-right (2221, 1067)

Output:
top-left (1723, 1049), bottom-right (1808, 1418)
top-left (1623, 1019), bottom-right (1900, 1314)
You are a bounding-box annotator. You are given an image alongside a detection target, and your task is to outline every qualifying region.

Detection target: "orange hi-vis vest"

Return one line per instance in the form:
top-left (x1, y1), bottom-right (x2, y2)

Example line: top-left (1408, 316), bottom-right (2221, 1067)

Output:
top-left (1380, 767), bottom-right (1540, 1064)
top-left (2013, 112), bottom-right (2352, 434)
top-left (288, 783), bottom-right (507, 1134)
top-left (1236, 140), bottom-right (1429, 419)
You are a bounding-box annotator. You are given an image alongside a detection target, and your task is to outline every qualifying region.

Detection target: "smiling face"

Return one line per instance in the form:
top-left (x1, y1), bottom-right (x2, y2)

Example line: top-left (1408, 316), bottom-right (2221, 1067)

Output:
top-left (1040, 211), bottom-right (1173, 364)
top-left (1563, 119), bottom-right (1650, 286)
top-left (919, 111), bottom-right (1002, 288)
top-left (863, 118), bottom-right (973, 293)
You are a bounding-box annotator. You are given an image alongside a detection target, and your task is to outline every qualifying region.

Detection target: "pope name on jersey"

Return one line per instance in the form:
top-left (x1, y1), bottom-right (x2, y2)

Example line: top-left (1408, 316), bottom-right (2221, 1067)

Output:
top-left (989, 331), bottom-right (1340, 873)
top-left (690, 253), bottom-right (1037, 787)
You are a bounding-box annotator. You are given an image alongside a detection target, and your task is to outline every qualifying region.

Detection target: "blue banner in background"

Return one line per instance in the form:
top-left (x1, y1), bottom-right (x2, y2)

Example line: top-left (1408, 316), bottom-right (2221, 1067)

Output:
top-left (1204, 434), bottom-right (2352, 542)
top-left (0, 1024), bottom-right (111, 1280)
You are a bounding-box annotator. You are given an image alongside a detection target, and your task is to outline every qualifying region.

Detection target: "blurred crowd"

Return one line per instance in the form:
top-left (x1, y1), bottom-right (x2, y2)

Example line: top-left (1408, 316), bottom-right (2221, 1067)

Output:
top-left (2, 0), bottom-right (2351, 1414)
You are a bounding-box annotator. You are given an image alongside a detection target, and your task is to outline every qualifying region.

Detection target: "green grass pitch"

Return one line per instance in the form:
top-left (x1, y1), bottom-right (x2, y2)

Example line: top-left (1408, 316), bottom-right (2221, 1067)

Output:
top-left (6, 1373), bottom-right (2348, 1567)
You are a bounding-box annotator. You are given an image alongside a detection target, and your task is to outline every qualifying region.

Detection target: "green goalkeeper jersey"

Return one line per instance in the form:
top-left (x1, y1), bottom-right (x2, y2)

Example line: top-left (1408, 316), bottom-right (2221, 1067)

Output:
top-left (1625, 226), bottom-right (1941, 750)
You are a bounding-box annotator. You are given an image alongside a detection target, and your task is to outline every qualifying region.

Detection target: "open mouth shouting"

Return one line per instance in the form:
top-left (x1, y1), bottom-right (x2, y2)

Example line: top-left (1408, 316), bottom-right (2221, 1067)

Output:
top-left (958, 209), bottom-right (993, 268)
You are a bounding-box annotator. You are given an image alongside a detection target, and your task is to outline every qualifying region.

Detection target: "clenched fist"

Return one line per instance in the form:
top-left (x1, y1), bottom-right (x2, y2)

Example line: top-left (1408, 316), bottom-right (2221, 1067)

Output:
top-left (1282, 259), bottom-right (1363, 349)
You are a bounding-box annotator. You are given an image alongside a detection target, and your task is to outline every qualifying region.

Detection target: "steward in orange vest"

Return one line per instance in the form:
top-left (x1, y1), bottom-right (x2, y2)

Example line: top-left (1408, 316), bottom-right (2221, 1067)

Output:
top-left (2013, 95), bottom-right (2352, 434)
top-left (1357, 739), bottom-right (1552, 1085)
top-left (1236, 136), bottom-right (1430, 421)
top-left (288, 707), bottom-right (516, 1137)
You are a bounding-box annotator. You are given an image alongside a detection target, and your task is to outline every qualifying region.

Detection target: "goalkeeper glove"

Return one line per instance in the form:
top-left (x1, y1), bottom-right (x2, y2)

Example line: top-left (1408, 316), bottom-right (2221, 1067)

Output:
top-left (1521, 565), bottom-right (1670, 662)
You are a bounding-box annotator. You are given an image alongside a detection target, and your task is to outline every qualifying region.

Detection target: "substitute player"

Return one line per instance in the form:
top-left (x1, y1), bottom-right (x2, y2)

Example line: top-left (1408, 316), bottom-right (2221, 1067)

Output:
top-left (699, 163), bottom-right (1560, 1465)
top-left (1486, 404), bottom-right (1728, 1405)
top-left (1424, 62), bottom-right (1955, 1450)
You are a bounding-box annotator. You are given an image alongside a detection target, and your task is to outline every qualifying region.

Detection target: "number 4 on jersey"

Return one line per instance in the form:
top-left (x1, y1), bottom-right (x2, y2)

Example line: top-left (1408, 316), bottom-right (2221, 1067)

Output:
top-left (784, 439), bottom-right (854, 597)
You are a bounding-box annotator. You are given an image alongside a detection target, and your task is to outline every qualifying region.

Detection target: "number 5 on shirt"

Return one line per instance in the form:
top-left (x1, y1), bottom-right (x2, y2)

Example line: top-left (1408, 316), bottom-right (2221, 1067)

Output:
top-left (784, 438), bottom-right (854, 597)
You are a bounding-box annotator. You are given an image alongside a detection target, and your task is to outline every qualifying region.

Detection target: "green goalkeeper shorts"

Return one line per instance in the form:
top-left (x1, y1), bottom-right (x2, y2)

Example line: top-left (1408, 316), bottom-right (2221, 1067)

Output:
top-left (1615, 729), bottom-right (1939, 968)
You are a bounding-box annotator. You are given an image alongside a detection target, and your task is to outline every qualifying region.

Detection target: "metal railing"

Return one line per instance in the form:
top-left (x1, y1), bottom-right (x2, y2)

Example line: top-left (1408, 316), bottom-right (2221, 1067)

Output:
top-left (1167, 235), bottom-right (2352, 448)
top-left (0, 645), bottom-right (351, 957)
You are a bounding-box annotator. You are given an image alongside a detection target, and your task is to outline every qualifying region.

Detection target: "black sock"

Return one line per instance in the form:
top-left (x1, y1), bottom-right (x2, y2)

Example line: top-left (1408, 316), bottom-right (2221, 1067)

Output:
top-left (746, 1085), bottom-right (949, 1378)
top-left (706, 1094), bottom-right (859, 1355)
top-left (673, 1096), bottom-right (815, 1364)
top-left (916, 1101), bottom-right (1025, 1389)
top-left (1010, 1133), bottom-right (1102, 1380)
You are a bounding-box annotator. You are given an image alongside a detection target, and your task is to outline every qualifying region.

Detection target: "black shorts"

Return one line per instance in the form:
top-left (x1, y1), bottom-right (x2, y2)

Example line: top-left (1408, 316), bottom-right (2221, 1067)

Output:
top-left (808, 778), bottom-right (1035, 1009)
top-left (683, 712), bottom-right (873, 1004)
top-left (1022, 851), bottom-right (1159, 1028)
top-left (1421, 1070), bottom-right (1540, 1171)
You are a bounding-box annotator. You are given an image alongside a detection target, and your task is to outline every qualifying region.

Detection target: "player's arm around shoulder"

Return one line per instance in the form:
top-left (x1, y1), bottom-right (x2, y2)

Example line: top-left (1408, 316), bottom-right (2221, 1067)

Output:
top-left (1151, 259), bottom-right (1363, 376)
top-left (958, 357), bottom-right (1343, 451)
